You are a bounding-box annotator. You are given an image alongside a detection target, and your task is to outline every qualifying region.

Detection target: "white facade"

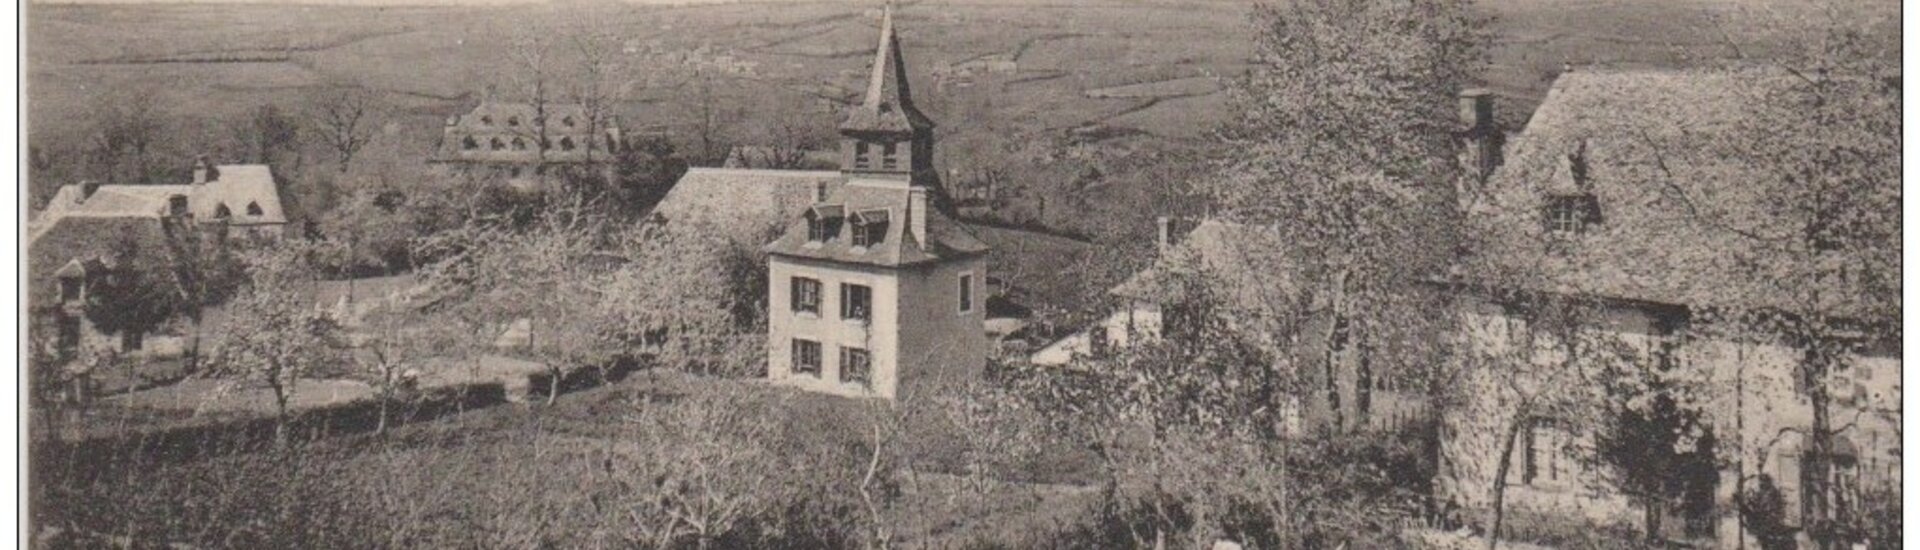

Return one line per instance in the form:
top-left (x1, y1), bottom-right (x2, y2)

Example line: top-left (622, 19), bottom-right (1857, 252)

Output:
top-left (768, 255), bottom-right (987, 400)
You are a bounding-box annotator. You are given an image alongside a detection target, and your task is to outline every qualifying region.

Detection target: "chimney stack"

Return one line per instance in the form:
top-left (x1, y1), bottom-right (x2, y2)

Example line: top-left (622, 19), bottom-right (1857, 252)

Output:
top-left (192, 155), bottom-right (212, 185)
top-left (812, 181), bottom-right (829, 203)
top-left (1156, 216), bottom-right (1181, 254)
top-left (907, 187), bottom-right (928, 248)
top-left (1457, 89), bottom-right (1501, 184)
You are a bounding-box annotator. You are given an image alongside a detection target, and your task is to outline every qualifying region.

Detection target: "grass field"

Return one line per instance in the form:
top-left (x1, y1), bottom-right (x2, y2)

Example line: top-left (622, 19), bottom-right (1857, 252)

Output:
top-left (35, 370), bottom-right (1109, 548)
top-left (34, 0), bottom-right (1887, 156)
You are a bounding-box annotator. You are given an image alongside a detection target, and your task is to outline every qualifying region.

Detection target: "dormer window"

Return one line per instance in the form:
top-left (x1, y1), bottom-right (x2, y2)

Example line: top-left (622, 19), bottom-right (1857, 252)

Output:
top-left (1545, 193), bottom-right (1601, 234)
top-left (507, 116), bottom-right (521, 127)
top-left (881, 142), bottom-right (898, 169)
top-left (562, 116), bottom-right (576, 128)
top-left (462, 136), bottom-right (479, 150)
top-left (855, 142), bottom-right (872, 169)
top-left (511, 137), bottom-right (527, 151)
top-left (480, 115), bottom-right (493, 126)
top-left (851, 209), bottom-right (889, 247)
top-left (246, 202), bottom-right (264, 217)
top-left (560, 137), bottom-right (576, 151)
top-left (213, 203), bottom-right (232, 219)
top-left (58, 277), bottom-right (81, 302)
top-left (490, 137), bottom-right (505, 151)
top-left (806, 205), bottom-right (844, 242)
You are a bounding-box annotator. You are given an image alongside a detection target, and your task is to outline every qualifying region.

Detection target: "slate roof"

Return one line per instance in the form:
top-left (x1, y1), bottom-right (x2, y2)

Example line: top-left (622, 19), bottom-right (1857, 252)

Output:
top-left (1110, 219), bottom-right (1298, 306)
top-left (649, 168), bottom-right (847, 248)
top-left (26, 216), bottom-right (178, 309)
top-left (431, 100), bottom-right (620, 164)
top-left (38, 164), bottom-right (288, 231)
top-left (839, 4), bottom-right (934, 135)
top-left (1464, 67), bottom-right (1894, 317)
top-left (762, 179), bottom-right (988, 268)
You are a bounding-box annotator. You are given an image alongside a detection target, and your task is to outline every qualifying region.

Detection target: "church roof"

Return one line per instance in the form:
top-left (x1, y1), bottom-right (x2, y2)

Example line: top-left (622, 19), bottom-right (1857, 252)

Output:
top-left (839, 4), bottom-right (934, 135)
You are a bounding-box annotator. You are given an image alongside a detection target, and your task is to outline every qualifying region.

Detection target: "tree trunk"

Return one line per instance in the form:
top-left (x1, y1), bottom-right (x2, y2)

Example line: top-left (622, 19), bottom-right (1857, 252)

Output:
top-left (1486, 414), bottom-right (1527, 550)
top-left (1645, 497), bottom-right (1665, 544)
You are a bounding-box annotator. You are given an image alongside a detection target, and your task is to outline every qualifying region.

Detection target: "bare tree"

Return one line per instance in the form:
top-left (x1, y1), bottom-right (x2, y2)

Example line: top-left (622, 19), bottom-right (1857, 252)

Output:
top-left (306, 88), bottom-right (380, 173)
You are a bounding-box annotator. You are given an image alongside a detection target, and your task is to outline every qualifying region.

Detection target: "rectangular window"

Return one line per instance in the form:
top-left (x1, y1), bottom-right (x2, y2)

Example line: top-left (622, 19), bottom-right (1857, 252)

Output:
top-left (958, 273), bottom-right (974, 313)
top-left (1545, 193), bottom-right (1600, 234)
top-left (841, 283), bottom-right (872, 321)
top-left (792, 339), bottom-right (822, 376)
top-left (58, 279), bottom-right (80, 302)
top-left (791, 277), bottom-right (822, 314)
top-left (841, 346), bottom-right (871, 386)
top-left (881, 142), bottom-right (898, 169)
top-left (851, 221), bottom-right (886, 247)
top-left (855, 142), bottom-right (871, 168)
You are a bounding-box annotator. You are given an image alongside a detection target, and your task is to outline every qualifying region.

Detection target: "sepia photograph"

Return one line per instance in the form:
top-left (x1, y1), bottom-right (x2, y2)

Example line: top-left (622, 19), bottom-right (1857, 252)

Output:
top-left (17, 0), bottom-right (1903, 548)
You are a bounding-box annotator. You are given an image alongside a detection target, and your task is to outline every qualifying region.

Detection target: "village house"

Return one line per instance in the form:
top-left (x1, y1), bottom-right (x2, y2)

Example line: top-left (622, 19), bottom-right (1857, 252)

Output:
top-left (1435, 68), bottom-right (1900, 548)
top-left (647, 6), bottom-right (989, 401)
top-left (428, 94), bottom-right (625, 189)
top-left (28, 158), bottom-right (289, 358)
top-left (1030, 216), bottom-right (1430, 436)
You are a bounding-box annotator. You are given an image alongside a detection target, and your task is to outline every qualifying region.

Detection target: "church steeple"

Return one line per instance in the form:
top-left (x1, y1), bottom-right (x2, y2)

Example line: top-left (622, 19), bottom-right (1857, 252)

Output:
top-left (840, 2), bottom-right (937, 188)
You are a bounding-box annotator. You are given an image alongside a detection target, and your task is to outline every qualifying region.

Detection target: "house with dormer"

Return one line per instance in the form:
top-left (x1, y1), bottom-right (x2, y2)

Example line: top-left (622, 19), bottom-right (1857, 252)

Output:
top-left (644, 5), bottom-right (989, 400)
top-left (29, 158), bottom-right (285, 359)
top-left (1437, 68), bottom-right (1900, 548)
top-left (429, 95), bottom-right (625, 188)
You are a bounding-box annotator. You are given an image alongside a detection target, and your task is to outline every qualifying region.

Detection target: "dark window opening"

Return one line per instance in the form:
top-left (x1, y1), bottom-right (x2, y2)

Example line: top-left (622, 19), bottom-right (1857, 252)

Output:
top-left (841, 283), bottom-right (871, 321)
top-left (214, 204), bottom-right (233, 219)
top-left (881, 142), bottom-right (898, 169)
top-left (1088, 326), bottom-right (1109, 358)
top-left (562, 116), bottom-right (576, 128)
top-left (793, 339), bottom-right (822, 375)
top-left (841, 347), bottom-right (871, 386)
top-left (56, 315), bottom-right (80, 354)
top-left (958, 273), bottom-right (974, 313)
top-left (511, 137), bottom-right (527, 151)
top-left (246, 202), bottom-right (264, 217)
top-left (58, 278), bottom-right (81, 302)
top-left (490, 137), bottom-right (505, 151)
top-left (1545, 193), bottom-right (1602, 234)
top-left (507, 116), bottom-right (520, 127)
top-left (480, 115), bottom-right (493, 126)
top-left (855, 142), bottom-right (872, 168)
top-left (560, 137), bottom-right (576, 151)
top-left (851, 220), bottom-right (887, 247)
top-left (462, 136), bottom-right (479, 150)
top-left (792, 277), bottom-right (822, 314)
top-left (807, 216), bottom-right (841, 242)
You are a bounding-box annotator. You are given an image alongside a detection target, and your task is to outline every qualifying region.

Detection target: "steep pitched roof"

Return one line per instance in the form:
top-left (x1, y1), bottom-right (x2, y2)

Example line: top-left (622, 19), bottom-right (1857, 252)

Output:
top-left (839, 4), bottom-right (934, 135)
top-left (762, 179), bottom-right (988, 268)
top-left (432, 100), bottom-right (620, 164)
top-left (649, 168), bottom-right (847, 248)
top-left (1110, 219), bottom-right (1298, 306)
top-left (1465, 67), bottom-right (1889, 316)
top-left (26, 216), bottom-right (179, 309)
top-left (36, 164), bottom-right (288, 231)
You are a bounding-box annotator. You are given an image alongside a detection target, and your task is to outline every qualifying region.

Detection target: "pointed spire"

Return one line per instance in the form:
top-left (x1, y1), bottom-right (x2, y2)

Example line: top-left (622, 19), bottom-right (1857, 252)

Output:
top-left (841, 1), bottom-right (932, 134)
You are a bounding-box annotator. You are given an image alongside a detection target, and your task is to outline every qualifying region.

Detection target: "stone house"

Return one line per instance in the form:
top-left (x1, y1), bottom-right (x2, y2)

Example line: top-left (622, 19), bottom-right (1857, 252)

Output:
top-left (428, 96), bottom-right (624, 189)
top-left (28, 159), bottom-right (288, 360)
top-left (1031, 216), bottom-right (1431, 436)
top-left (1436, 67), bottom-right (1900, 548)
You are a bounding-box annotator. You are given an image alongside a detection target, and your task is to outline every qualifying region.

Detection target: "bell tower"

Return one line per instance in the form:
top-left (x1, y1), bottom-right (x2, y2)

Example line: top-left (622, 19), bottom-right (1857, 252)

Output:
top-left (838, 3), bottom-right (938, 190)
